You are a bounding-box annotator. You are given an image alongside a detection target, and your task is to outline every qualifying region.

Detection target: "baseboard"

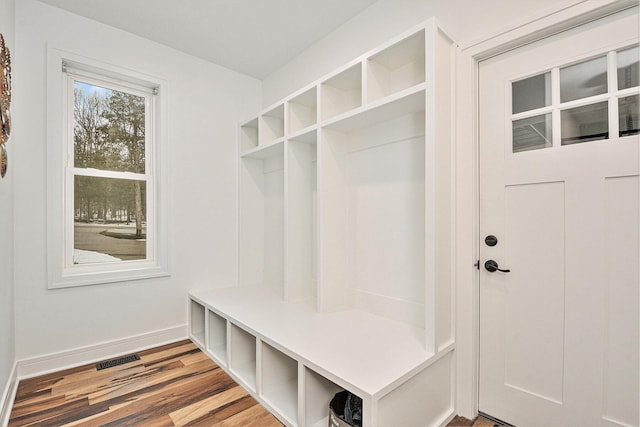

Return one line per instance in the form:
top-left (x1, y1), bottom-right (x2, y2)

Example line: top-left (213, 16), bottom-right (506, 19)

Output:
top-left (17, 324), bottom-right (188, 380)
top-left (0, 362), bottom-right (18, 427)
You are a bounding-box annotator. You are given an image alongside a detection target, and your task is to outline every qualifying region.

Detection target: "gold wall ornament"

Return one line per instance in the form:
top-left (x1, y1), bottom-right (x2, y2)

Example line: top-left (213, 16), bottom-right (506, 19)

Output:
top-left (0, 33), bottom-right (12, 179)
top-left (0, 144), bottom-right (6, 178)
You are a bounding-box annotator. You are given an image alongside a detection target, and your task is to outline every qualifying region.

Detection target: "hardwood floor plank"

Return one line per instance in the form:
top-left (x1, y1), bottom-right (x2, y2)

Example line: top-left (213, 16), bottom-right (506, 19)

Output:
top-left (208, 403), bottom-right (285, 427)
top-left (9, 340), bottom-right (282, 427)
top-left (168, 385), bottom-right (248, 425)
top-left (181, 395), bottom-right (262, 427)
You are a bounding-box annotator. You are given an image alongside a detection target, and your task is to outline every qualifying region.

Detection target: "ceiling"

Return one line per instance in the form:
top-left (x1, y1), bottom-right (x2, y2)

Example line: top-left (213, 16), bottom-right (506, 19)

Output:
top-left (37, 0), bottom-right (379, 80)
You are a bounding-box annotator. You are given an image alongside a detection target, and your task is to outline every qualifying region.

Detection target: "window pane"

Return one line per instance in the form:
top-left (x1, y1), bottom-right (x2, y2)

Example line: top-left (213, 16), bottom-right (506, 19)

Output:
top-left (74, 176), bottom-right (147, 264)
top-left (619, 95), bottom-right (640, 137)
top-left (513, 113), bottom-right (552, 152)
top-left (74, 81), bottom-right (146, 173)
top-left (512, 72), bottom-right (551, 114)
top-left (618, 46), bottom-right (639, 90)
top-left (561, 102), bottom-right (608, 145)
top-left (560, 56), bottom-right (607, 103)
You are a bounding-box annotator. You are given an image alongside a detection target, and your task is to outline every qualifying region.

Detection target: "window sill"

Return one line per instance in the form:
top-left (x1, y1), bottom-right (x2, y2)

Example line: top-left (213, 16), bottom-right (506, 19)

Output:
top-left (49, 265), bottom-right (170, 289)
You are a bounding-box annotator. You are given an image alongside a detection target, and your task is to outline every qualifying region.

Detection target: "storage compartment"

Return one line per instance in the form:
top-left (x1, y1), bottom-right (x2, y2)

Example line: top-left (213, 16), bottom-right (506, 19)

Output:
top-left (321, 64), bottom-right (362, 121)
top-left (261, 343), bottom-right (298, 424)
top-left (207, 310), bottom-right (227, 365)
top-left (239, 118), bottom-right (259, 154)
top-left (288, 87), bottom-right (317, 135)
top-left (238, 142), bottom-right (285, 296)
top-left (261, 104), bottom-right (285, 144)
top-left (304, 367), bottom-right (345, 427)
top-left (367, 30), bottom-right (425, 103)
top-left (285, 136), bottom-right (317, 303)
top-left (318, 109), bottom-right (426, 329)
top-left (229, 323), bottom-right (257, 391)
top-left (190, 299), bottom-right (205, 347)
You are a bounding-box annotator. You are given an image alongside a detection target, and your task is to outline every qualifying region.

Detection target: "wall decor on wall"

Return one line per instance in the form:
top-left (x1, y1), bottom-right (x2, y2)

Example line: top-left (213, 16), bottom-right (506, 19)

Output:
top-left (0, 33), bottom-right (12, 178)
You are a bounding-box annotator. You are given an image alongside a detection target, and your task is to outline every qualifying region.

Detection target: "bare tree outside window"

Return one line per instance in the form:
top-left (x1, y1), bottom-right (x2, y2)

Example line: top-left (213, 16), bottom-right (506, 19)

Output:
top-left (73, 81), bottom-right (148, 264)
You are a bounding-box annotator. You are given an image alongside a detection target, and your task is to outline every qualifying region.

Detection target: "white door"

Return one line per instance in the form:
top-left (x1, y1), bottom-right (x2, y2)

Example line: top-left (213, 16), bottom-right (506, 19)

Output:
top-left (479, 7), bottom-right (639, 427)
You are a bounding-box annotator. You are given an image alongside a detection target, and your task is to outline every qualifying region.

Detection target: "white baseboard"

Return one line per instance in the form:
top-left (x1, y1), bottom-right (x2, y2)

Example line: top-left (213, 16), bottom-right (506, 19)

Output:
top-left (17, 324), bottom-right (188, 380)
top-left (0, 362), bottom-right (18, 427)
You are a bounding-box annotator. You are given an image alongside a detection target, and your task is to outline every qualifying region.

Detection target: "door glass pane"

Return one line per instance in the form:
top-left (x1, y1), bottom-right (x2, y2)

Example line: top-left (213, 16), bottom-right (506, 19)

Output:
top-left (619, 95), bottom-right (639, 137)
top-left (561, 101), bottom-right (608, 145)
top-left (618, 46), bottom-right (639, 90)
top-left (513, 113), bottom-right (552, 152)
top-left (560, 56), bottom-right (607, 102)
top-left (512, 72), bottom-right (551, 114)
top-left (74, 176), bottom-right (147, 264)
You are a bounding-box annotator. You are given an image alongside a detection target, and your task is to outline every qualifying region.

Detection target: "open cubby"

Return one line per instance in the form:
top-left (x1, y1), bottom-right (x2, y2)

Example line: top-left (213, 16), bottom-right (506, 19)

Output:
top-left (318, 109), bottom-right (426, 328)
top-left (229, 323), bottom-right (257, 391)
top-left (288, 87), bottom-right (317, 136)
top-left (239, 118), bottom-right (259, 154)
top-left (190, 300), bottom-right (205, 347)
top-left (321, 63), bottom-right (362, 122)
top-left (304, 367), bottom-right (346, 427)
top-left (207, 310), bottom-right (227, 365)
top-left (261, 343), bottom-right (299, 424)
top-left (285, 137), bottom-right (317, 303)
top-left (261, 104), bottom-right (285, 144)
top-left (367, 30), bottom-right (425, 103)
top-left (238, 142), bottom-right (285, 297)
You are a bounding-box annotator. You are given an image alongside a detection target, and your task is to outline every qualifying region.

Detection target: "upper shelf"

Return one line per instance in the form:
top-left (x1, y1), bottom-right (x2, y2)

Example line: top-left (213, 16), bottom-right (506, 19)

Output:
top-left (322, 84), bottom-right (426, 132)
top-left (238, 25), bottom-right (434, 151)
top-left (367, 30), bottom-right (425, 103)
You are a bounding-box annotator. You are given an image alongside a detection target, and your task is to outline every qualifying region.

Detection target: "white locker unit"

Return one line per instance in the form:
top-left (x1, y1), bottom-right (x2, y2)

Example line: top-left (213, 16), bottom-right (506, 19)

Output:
top-left (190, 18), bottom-right (456, 427)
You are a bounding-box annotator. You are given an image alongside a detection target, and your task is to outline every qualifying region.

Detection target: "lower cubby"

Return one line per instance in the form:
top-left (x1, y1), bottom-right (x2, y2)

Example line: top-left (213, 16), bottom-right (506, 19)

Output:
top-left (189, 289), bottom-right (453, 426)
top-left (304, 367), bottom-right (345, 427)
top-left (190, 299), bottom-right (205, 347)
top-left (261, 343), bottom-right (299, 424)
top-left (207, 310), bottom-right (227, 365)
top-left (229, 323), bottom-right (257, 391)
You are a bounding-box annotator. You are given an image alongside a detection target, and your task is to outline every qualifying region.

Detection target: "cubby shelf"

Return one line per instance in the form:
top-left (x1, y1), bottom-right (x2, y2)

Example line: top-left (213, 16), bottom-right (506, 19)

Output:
top-left (207, 309), bottom-right (227, 365)
top-left (288, 87), bottom-right (318, 135)
top-left (189, 300), bottom-right (205, 348)
top-left (367, 29), bottom-right (426, 103)
top-left (321, 84), bottom-right (426, 131)
top-left (229, 323), bottom-right (257, 391)
top-left (193, 18), bottom-right (456, 427)
top-left (261, 104), bottom-right (285, 145)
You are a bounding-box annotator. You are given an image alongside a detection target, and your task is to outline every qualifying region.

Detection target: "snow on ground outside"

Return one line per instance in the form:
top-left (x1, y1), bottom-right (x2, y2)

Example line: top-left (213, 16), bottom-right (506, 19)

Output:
top-left (74, 249), bottom-right (122, 264)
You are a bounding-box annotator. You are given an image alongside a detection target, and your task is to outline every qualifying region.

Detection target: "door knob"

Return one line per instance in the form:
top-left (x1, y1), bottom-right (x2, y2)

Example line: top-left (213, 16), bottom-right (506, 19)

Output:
top-left (485, 260), bottom-right (510, 273)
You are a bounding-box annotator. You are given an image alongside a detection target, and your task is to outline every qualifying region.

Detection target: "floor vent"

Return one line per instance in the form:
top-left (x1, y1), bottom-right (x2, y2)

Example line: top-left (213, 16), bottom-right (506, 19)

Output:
top-left (96, 354), bottom-right (141, 371)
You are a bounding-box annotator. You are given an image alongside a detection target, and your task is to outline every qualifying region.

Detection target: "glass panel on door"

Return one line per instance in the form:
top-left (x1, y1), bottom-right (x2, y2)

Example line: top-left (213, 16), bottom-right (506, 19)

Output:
top-left (618, 46), bottom-right (639, 90)
top-left (619, 94), bottom-right (639, 137)
top-left (560, 56), bottom-right (607, 102)
top-left (513, 113), bottom-right (552, 152)
top-left (512, 72), bottom-right (551, 114)
top-left (561, 101), bottom-right (609, 145)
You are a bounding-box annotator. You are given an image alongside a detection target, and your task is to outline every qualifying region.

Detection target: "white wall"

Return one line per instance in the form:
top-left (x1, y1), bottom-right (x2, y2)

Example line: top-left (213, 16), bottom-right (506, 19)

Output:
top-left (13, 0), bottom-right (261, 362)
top-left (262, 0), bottom-right (578, 106)
top-left (0, 0), bottom-right (16, 413)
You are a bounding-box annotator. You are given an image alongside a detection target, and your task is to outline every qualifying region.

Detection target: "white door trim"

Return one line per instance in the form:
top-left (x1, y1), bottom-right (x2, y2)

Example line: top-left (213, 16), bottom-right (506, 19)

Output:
top-left (453, 0), bottom-right (639, 419)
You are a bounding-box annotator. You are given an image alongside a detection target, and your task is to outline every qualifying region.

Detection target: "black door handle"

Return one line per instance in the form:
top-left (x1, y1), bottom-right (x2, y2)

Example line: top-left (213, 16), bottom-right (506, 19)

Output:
top-left (485, 260), bottom-right (510, 273)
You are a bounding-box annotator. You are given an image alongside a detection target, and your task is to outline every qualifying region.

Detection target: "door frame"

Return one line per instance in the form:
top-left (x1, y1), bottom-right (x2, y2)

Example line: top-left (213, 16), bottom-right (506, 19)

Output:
top-left (453, 0), bottom-right (639, 419)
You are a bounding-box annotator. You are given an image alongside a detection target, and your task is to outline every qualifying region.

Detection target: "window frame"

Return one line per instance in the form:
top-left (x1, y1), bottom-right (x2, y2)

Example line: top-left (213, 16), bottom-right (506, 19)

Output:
top-left (47, 48), bottom-right (169, 289)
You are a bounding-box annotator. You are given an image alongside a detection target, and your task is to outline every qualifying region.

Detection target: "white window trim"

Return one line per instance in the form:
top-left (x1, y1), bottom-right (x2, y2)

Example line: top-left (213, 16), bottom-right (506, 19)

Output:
top-left (47, 47), bottom-right (169, 289)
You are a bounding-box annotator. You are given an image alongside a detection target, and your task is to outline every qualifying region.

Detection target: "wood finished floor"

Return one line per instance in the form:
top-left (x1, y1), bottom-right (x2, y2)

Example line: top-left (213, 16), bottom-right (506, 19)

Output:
top-left (9, 340), bottom-right (283, 427)
top-left (447, 415), bottom-right (504, 427)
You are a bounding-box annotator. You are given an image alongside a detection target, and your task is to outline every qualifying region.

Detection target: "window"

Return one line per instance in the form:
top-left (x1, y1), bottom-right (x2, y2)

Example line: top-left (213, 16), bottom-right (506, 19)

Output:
top-left (47, 49), bottom-right (168, 288)
top-left (69, 72), bottom-right (152, 265)
top-left (510, 45), bottom-right (640, 153)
